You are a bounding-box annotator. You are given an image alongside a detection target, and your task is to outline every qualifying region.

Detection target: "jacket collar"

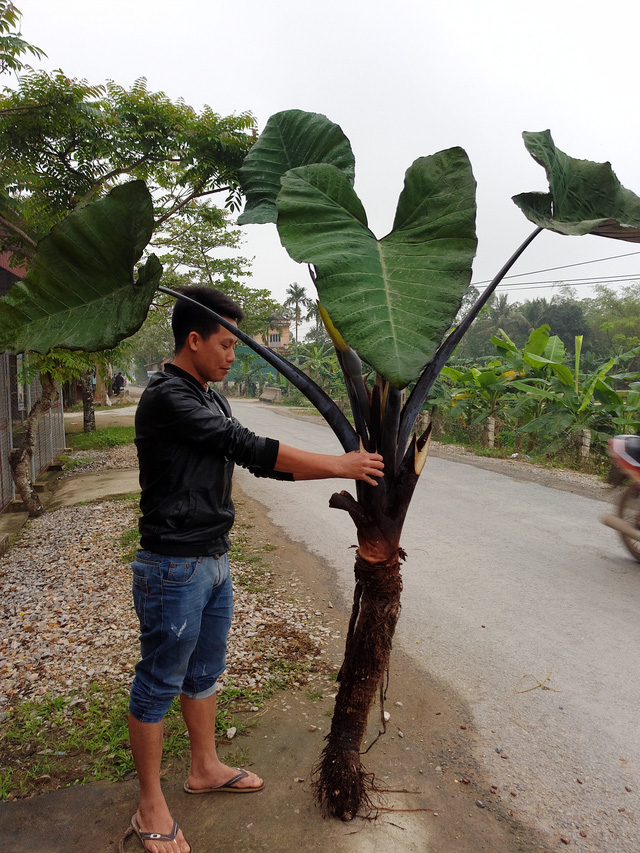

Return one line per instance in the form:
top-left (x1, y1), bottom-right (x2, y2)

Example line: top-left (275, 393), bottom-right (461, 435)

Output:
top-left (163, 362), bottom-right (208, 393)
top-left (163, 363), bottom-right (230, 415)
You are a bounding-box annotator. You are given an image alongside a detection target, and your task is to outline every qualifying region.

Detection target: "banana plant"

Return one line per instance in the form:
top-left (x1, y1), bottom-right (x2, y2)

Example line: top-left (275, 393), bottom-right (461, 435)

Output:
top-left (3, 116), bottom-right (640, 821)
top-left (500, 327), bottom-right (640, 454)
top-left (440, 360), bottom-right (521, 441)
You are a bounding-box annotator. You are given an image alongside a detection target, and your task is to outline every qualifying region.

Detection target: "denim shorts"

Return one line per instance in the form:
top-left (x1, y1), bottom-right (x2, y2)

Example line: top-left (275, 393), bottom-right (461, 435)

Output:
top-left (129, 550), bottom-right (233, 724)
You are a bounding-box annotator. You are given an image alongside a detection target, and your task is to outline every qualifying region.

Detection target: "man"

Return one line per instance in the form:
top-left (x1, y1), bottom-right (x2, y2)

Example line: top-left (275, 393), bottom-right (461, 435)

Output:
top-left (124, 286), bottom-right (384, 853)
top-left (113, 372), bottom-right (125, 396)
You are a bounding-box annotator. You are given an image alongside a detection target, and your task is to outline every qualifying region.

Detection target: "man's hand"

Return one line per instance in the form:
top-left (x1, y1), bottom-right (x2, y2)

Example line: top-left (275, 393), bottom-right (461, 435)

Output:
top-left (339, 450), bottom-right (384, 485)
top-left (274, 444), bottom-right (384, 483)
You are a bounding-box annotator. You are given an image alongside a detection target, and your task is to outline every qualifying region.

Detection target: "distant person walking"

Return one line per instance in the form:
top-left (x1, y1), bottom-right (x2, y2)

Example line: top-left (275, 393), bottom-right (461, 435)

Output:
top-left (113, 372), bottom-right (125, 396)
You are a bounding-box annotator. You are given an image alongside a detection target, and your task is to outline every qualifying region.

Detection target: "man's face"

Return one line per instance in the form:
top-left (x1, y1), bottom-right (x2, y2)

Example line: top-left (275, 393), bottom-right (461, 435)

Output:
top-left (192, 319), bottom-right (238, 384)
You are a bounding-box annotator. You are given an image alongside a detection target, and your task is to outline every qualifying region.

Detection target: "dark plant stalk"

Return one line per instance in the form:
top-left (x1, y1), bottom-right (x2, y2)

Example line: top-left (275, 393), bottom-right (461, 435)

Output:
top-left (158, 285), bottom-right (358, 451)
top-left (397, 227), bottom-right (543, 459)
top-left (336, 348), bottom-right (371, 447)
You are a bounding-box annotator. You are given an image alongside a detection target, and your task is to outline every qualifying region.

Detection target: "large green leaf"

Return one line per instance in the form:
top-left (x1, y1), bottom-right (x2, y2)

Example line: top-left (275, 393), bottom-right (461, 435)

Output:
top-left (276, 150), bottom-right (477, 388)
top-left (0, 181), bottom-right (161, 354)
top-left (543, 335), bottom-right (565, 364)
top-left (523, 324), bottom-right (551, 357)
top-left (237, 109), bottom-right (355, 225)
top-left (513, 130), bottom-right (640, 242)
top-left (578, 358), bottom-right (615, 412)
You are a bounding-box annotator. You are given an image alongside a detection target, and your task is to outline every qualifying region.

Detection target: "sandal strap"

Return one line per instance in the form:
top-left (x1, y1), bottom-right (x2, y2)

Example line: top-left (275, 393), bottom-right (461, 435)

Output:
top-left (221, 770), bottom-right (248, 788)
top-left (138, 819), bottom-right (179, 842)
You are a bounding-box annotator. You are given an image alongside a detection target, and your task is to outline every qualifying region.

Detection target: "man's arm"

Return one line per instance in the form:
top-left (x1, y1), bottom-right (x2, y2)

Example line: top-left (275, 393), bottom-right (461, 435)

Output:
top-left (274, 444), bottom-right (384, 485)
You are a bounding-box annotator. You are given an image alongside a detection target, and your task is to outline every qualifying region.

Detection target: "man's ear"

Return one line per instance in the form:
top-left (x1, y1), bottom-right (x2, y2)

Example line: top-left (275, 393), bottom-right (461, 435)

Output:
top-left (187, 331), bottom-right (200, 351)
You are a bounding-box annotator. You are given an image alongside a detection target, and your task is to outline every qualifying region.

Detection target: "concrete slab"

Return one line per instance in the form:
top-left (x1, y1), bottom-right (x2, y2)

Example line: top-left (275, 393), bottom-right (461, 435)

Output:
top-left (47, 468), bottom-right (140, 511)
top-left (0, 508), bottom-right (29, 556)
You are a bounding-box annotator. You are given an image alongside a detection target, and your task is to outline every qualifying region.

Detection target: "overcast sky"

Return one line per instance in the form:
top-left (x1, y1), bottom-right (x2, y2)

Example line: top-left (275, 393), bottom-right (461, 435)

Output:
top-left (13, 0), bottom-right (640, 313)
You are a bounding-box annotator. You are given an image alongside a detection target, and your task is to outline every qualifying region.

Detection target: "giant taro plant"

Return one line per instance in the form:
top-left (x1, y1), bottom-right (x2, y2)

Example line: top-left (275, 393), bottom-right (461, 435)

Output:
top-left (2, 112), bottom-right (640, 819)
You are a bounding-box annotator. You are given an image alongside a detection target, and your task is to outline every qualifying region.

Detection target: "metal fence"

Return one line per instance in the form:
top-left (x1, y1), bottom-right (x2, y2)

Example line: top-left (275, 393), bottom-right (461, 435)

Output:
top-left (0, 354), bottom-right (13, 513)
top-left (27, 374), bottom-right (65, 481)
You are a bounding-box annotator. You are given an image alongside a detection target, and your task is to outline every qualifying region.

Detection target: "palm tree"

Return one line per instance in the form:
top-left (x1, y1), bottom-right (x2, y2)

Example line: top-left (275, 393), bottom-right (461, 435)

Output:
top-left (283, 282), bottom-right (310, 343)
top-left (304, 300), bottom-right (330, 344)
top-left (520, 297), bottom-right (550, 331)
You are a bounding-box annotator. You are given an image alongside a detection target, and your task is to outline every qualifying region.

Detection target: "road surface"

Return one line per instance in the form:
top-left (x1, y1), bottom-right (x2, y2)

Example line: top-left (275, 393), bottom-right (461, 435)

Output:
top-left (231, 400), bottom-right (640, 851)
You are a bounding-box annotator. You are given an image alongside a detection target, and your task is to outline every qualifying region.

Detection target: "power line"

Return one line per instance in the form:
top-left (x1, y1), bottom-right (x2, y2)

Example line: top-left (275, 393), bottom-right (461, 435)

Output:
top-left (495, 280), bottom-right (634, 292)
top-left (471, 249), bottom-right (640, 288)
top-left (495, 273), bottom-right (640, 290)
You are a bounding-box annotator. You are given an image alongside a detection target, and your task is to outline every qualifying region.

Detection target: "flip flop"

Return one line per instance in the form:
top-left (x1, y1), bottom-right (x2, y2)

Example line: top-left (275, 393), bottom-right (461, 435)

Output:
top-left (183, 768), bottom-right (264, 794)
top-left (119, 814), bottom-right (192, 852)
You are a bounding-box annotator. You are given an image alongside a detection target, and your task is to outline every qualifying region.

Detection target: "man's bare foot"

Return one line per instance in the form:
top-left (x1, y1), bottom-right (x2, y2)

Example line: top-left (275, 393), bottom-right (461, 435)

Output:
top-left (133, 806), bottom-right (191, 853)
top-left (185, 761), bottom-right (263, 793)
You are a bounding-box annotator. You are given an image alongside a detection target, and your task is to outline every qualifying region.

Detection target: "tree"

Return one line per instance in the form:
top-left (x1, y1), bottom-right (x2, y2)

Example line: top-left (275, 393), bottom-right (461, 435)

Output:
top-left (440, 359), bottom-right (520, 445)
top-left (283, 282), bottom-right (310, 343)
top-left (304, 300), bottom-right (330, 344)
top-left (543, 296), bottom-right (585, 352)
top-left (519, 296), bottom-right (550, 332)
top-left (231, 350), bottom-right (263, 397)
top-left (0, 72), bottom-right (254, 254)
top-left (0, 2), bottom-right (45, 75)
top-left (501, 326), bottom-right (640, 456)
top-left (0, 55), bottom-right (255, 512)
top-left (127, 300), bottom-right (175, 383)
top-left (150, 200), bottom-right (278, 338)
top-left (582, 282), bottom-right (640, 368)
top-left (3, 112), bottom-right (640, 821)
top-left (298, 342), bottom-right (339, 390)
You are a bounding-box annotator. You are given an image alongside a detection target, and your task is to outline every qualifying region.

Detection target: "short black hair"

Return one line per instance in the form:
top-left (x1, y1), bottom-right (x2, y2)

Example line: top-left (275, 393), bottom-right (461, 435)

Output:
top-left (172, 285), bottom-right (245, 352)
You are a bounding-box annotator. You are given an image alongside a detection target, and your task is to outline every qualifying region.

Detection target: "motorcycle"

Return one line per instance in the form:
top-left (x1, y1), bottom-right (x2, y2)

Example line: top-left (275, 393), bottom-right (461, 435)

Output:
top-left (602, 435), bottom-right (640, 563)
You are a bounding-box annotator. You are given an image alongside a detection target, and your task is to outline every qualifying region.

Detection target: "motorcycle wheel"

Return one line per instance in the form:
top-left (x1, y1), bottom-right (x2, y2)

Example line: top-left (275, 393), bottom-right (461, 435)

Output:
top-left (618, 483), bottom-right (640, 563)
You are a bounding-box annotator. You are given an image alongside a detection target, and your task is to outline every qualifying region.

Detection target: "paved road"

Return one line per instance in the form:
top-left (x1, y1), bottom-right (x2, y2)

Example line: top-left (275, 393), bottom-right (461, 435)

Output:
top-left (231, 400), bottom-right (640, 851)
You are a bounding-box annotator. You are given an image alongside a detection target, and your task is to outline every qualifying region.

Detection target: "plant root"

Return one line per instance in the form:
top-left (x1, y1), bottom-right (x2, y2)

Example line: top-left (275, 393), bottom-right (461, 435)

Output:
top-left (312, 743), bottom-right (381, 821)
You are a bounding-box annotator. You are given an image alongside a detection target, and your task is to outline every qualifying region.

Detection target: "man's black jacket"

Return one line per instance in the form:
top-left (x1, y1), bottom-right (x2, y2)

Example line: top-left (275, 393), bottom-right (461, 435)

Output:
top-left (135, 364), bottom-right (291, 557)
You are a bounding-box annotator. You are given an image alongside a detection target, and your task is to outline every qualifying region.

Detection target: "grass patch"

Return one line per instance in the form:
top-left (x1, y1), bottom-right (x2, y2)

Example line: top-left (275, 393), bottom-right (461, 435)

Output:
top-left (0, 681), bottom-right (249, 801)
top-left (57, 454), bottom-right (97, 470)
top-left (66, 426), bottom-right (135, 451)
top-left (221, 746), bottom-right (251, 767)
top-left (119, 526), bottom-right (141, 563)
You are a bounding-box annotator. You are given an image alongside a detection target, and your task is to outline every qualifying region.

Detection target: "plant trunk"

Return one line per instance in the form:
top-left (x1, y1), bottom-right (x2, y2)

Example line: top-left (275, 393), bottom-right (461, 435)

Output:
top-left (8, 373), bottom-right (58, 517)
top-left (313, 383), bottom-right (431, 820)
top-left (82, 371), bottom-right (96, 432)
top-left (313, 548), bottom-right (403, 820)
